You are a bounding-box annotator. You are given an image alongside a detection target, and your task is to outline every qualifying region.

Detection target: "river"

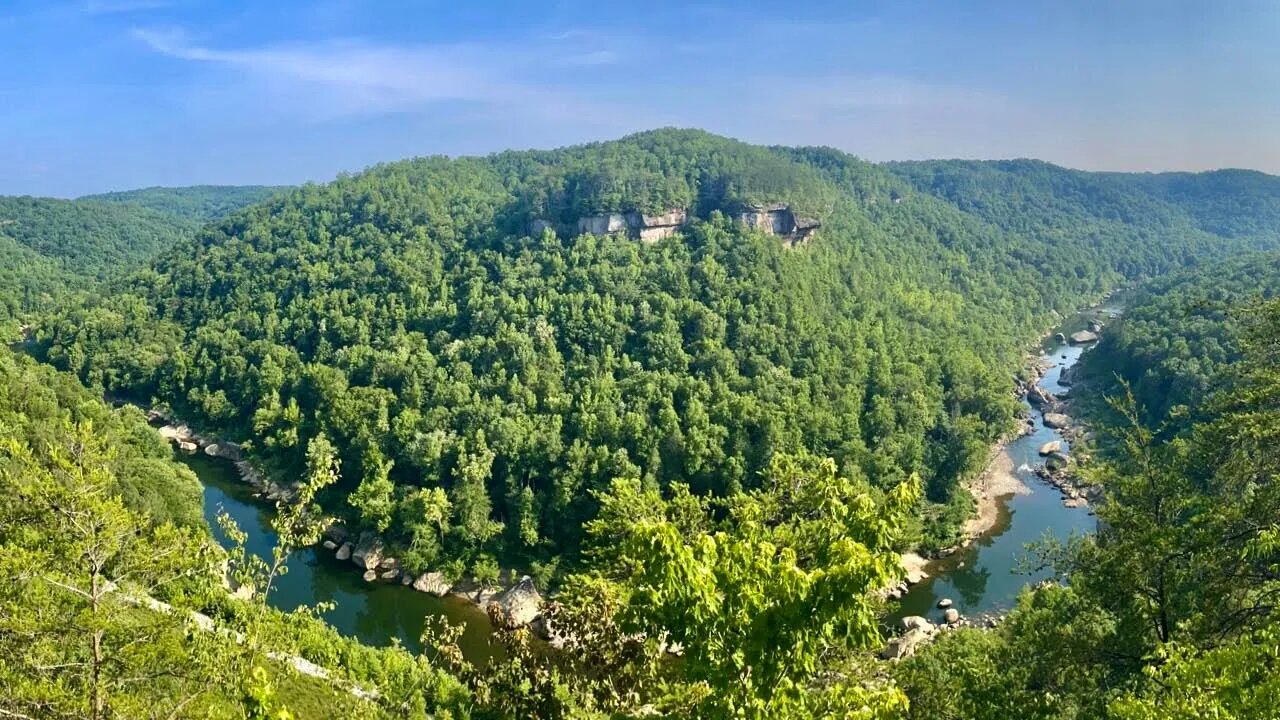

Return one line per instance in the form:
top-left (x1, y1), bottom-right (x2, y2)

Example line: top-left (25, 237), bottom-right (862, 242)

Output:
top-left (891, 301), bottom-right (1120, 623)
top-left (186, 452), bottom-right (498, 662)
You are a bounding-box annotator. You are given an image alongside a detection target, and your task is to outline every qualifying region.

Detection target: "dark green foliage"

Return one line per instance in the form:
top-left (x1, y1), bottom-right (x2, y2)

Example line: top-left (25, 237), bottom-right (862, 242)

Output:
top-left (0, 348), bottom-right (203, 526)
top-left (80, 185), bottom-right (289, 224)
top-left (0, 195), bottom-right (198, 281)
top-left (1073, 252), bottom-right (1280, 427)
top-left (37, 130), bottom-right (1280, 572)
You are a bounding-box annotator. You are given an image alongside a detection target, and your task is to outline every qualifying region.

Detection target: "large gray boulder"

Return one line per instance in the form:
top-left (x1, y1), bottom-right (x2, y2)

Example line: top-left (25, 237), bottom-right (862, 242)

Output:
top-left (350, 534), bottom-right (384, 571)
top-left (1026, 385), bottom-right (1055, 408)
top-left (881, 626), bottom-right (936, 661)
top-left (1043, 413), bottom-right (1071, 429)
top-left (943, 608), bottom-right (961, 624)
top-left (1039, 440), bottom-right (1063, 456)
top-left (334, 542), bottom-right (352, 561)
top-left (413, 572), bottom-right (453, 596)
top-left (488, 576), bottom-right (543, 628)
top-left (1069, 330), bottom-right (1099, 344)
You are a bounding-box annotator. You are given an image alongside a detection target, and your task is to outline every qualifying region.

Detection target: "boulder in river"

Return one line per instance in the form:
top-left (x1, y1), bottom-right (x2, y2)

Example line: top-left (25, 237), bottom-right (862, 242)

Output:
top-left (351, 533), bottom-right (384, 571)
top-left (412, 572), bottom-right (453, 596)
top-left (177, 440), bottom-right (198, 454)
top-left (1026, 385), bottom-right (1056, 408)
top-left (900, 616), bottom-right (933, 632)
top-left (321, 540), bottom-right (337, 551)
top-left (1046, 451), bottom-right (1071, 471)
top-left (334, 542), bottom-right (352, 561)
top-left (488, 576), bottom-right (544, 628)
top-left (1069, 330), bottom-right (1099, 344)
top-left (1043, 412), bottom-right (1071, 429)
top-left (943, 608), bottom-right (961, 624)
top-left (937, 598), bottom-right (954, 609)
top-left (362, 569), bottom-right (377, 582)
top-left (1039, 440), bottom-right (1062, 456)
top-left (1054, 332), bottom-right (1067, 344)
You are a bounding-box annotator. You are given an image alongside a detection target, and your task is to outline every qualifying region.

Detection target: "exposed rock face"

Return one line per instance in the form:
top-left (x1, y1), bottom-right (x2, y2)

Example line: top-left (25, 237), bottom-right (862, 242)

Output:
top-left (488, 576), bottom-right (544, 628)
top-left (1039, 440), bottom-right (1063, 456)
top-left (351, 534), bottom-right (384, 571)
top-left (567, 208), bottom-right (689, 243)
top-left (736, 203), bottom-right (820, 247)
top-left (577, 213), bottom-right (631, 236)
top-left (412, 572), bottom-right (453, 596)
top-left (1070, 330), bottom-right (1099, 344)
top-left (1043, 412), bottom-right (1071, 429)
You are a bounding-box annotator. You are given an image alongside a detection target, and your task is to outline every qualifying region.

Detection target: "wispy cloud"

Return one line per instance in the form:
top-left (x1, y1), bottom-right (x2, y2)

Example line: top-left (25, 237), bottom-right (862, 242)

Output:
top-left (131, 27), bottom-right (651, 131)
top-left (85, 0), bottom-right (172, 14)
top-left (133, 28), bottom-right (527, 114)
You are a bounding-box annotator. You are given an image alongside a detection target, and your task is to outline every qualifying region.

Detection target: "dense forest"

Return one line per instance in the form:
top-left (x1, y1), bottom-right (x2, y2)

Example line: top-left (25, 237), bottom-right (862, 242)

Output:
top-left (0, 188), bottom-right (277, 334)
top-left (1071, 252), bottom-right (1280, 427)
top-left (81, 185), bottom-right (289, 224)
top-left (3, 129), bottom-right (1280, 717)
top-left (37, 130), bottom-right (1280, 581)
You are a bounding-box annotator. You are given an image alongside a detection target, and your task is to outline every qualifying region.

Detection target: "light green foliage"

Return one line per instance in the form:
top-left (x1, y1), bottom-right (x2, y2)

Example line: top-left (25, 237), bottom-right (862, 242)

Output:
top-left (0, 422), bottom-right (236, 719)
top-left (583, 453), bottom-right (919, 718)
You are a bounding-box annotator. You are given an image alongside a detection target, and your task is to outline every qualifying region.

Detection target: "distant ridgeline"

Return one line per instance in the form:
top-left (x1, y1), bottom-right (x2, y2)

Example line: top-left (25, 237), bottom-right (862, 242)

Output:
top-left (0, 187), bottom-right (285, 331)
top-left (37, 129), bottom-right (1280, 572)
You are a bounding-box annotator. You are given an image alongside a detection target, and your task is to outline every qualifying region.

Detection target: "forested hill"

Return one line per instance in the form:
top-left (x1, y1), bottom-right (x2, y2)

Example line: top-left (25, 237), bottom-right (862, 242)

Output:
top-left (885, 160), bottom-right (1280, 268)
top-left (0, 189), bottom-right (278, 333)
top-left (80, 184), bottom-right (289, 224)
top-left (38, 129), bottom-right (1280, 577)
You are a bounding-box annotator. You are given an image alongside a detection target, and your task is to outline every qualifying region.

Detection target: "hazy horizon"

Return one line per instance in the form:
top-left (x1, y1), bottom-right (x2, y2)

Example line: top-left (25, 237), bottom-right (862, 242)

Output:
top-left (4, 0), bottom-right (1278, 197)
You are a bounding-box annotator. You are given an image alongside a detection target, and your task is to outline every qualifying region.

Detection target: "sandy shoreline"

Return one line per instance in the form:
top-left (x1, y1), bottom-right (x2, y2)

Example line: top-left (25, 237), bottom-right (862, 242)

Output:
top-left (963, 445), bottom-right (1031, 539)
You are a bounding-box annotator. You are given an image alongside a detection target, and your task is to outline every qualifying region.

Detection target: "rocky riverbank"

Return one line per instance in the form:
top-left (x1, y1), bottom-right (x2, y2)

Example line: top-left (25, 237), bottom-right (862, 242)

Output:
top-left (144, 408), bottom-right (548, 636)
top-left (882, 298), bottom-right (1118, 658)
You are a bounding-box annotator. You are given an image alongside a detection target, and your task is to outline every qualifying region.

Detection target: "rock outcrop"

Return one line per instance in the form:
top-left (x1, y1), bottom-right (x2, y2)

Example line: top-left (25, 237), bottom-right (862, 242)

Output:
top-left (1038, 440), bottom-right (1062, 456)
top-left (1069, 330), bottom-right (1099, 344)
top-left (535, 208), bottom-right (689, 243)
top-left (736, 203), bottom-right (820, 247)
top-left (487, 576), bottom-right (543, 628)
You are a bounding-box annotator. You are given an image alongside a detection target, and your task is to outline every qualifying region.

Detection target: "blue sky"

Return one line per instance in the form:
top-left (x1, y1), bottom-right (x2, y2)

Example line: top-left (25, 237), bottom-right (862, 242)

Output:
top-left (2, 0), bottom-right (1277, 196)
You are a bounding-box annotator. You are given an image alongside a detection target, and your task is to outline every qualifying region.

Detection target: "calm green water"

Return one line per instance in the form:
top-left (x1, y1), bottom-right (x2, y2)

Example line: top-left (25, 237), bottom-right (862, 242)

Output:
top-left (892, 303), bottom-right (1120, 623)
top-left (187, 453), bottom-right (497, 662)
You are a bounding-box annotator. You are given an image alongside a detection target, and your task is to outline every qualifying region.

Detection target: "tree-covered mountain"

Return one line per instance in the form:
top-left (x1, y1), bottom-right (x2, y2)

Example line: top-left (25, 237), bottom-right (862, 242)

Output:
top-left (0, 189), bottom-right (276, 335)
top-left (80, 184), bottom-right (289, 224)
top-left (1071, 252), bottom-right (1280, 429)
top-left (38, 129), bottom-right (1280, 578)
